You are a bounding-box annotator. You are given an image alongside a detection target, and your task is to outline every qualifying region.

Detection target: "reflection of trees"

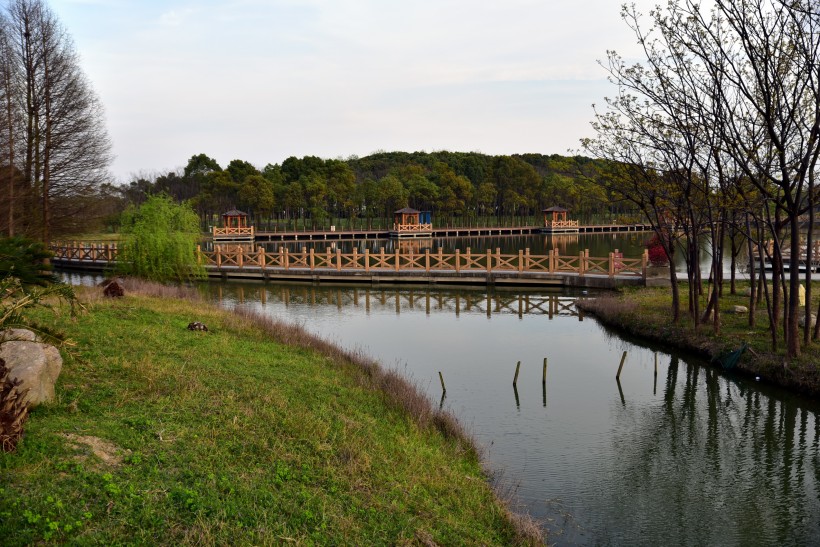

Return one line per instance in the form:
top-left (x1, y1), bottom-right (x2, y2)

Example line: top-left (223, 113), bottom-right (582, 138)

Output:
top-left (604, 358), bottom-right (819, 545)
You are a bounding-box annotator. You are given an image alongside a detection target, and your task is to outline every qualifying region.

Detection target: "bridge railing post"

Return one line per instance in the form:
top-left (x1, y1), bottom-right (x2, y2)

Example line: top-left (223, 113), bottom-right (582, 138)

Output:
top-left (518, 249), bottom-right (523, 272)
top-left (365, 248), bottom-right (370, 272)
top-left (455, 249), bottom-right (461, 273)
top-left (395, 248), bottom-right (400, 272)
top-left (337, 249), bottom-right (342, 271)
top-left (425, 249), bottom-right (430, 272)
top-left (310, 248), bottom-right (315, 270)
top-left (487, 249), bottom-right (493, 273)
top-left (609, 252), bottom-right (614, 276)
top-left (642, 249), bottom-right (648, 278)
top-left (579, 251), bottom-right (585, 277)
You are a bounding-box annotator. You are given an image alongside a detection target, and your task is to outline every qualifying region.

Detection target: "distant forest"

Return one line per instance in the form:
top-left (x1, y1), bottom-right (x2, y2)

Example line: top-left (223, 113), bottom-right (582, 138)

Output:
top-left (119, 151), bottom-right (639, 231)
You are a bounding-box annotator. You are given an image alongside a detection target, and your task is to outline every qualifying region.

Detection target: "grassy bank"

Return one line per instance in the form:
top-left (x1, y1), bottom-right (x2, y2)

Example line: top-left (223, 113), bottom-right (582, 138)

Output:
top-left (576, 283), bottom-right (820, 396)
top-left (0, 282), bottom-right (541, 545)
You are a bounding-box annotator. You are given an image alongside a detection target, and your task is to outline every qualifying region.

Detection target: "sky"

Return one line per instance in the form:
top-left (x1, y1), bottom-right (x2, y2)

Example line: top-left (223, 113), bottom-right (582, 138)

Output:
top-left (48, 0), bottom-right (659, 183)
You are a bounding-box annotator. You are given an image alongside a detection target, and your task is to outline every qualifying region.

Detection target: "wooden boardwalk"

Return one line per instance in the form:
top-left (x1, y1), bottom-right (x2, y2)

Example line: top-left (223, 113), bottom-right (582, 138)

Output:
top-left (252, 223), bottom-right (653, 241)
top-left (50, 242), bottom-right (650, 288)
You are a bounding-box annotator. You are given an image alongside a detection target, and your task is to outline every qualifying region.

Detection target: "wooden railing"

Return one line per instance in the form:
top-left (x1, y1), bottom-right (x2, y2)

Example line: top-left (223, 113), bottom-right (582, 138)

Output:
top-left (49, 242), bottom-right (649, 279)
top-left (212, 226), bottom-right (255, 238)
top-left (197, 246), bottom-right (648, 278)
top-left (392, 223), bottom-right (433, 233)
top-left (545, 220), bottom-right (580, 228)
top-left (51, 241), bottom-right (119, 262)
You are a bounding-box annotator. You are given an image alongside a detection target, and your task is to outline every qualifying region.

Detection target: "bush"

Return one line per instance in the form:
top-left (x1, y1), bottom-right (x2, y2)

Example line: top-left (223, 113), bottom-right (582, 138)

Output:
top-left (646, 233), bottom-right (670, 266)
top-left (0, 237), bottom-right (58, 287)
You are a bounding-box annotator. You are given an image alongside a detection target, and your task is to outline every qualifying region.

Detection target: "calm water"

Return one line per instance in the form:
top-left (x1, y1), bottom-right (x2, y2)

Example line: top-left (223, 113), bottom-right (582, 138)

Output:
top-left (199, 281), bottom-right (820, 546)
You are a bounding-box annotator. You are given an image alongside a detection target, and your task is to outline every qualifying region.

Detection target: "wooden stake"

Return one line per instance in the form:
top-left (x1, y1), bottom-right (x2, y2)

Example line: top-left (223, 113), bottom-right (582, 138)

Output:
top-left (542, 357), bottom-right (548, 384)
top-left (513, 361), bottom-right (521, 386)
top-left (438, 371), bottom-right (446, 393)
top-left (616, 351), bottom-right (628, 379)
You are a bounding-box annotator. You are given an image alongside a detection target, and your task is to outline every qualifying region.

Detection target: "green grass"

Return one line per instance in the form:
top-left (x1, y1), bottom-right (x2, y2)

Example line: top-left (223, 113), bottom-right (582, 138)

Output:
top-left (0, 287), bottom-right (540, 545)
top-left (578, 282), bottom-right (820, 394)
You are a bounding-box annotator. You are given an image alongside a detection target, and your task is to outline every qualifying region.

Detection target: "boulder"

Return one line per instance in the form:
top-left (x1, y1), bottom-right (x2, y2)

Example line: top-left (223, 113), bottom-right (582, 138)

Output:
top-left (798, 313), bottom-right (817, 329)
top-left (732, 305), bottom-right (749, 314)
top-left (0, 329), bottom-right (62, 407)
top-left (103, 279), bottom-right (125, 298)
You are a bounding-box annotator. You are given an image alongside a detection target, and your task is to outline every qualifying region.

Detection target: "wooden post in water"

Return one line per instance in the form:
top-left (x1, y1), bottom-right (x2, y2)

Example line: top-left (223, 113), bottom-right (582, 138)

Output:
top-left (543, 357), bottom-right (548, 384)
top-left (438, 371), bottom-right (446, 394)
top-left (616, 351), bottom-right (628, 379)
top-left (513, 361), bottom-right (521, 386)
top-left (654, 352), bottom-right (658, 395)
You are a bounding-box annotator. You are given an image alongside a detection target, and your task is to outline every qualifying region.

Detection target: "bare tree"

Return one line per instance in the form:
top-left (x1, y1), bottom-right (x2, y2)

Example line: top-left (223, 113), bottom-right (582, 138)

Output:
top-left (1, 0), bottom-right (112, 242)
top-left (588, 0), bottom-right (820, 358)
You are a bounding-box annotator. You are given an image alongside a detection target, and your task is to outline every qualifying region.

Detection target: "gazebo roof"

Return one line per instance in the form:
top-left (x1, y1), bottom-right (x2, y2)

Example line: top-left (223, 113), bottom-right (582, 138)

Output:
top-left (222, 209), bottom-right (249, 217)
top-left (394, 207), bottom-right (420, 214)
top-left (542, 206), bottom-right (568, 213)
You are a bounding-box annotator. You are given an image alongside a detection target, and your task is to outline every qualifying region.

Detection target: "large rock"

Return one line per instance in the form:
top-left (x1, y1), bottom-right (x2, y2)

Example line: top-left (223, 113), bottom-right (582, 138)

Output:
top-left (798, 313), bottom-right (817, 329)
top-left (0, 329), bottom-right (62, 407)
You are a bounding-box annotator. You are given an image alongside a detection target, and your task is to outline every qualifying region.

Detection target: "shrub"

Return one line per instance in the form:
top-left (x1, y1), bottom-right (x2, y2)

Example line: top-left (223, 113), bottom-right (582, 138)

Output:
top-left (646, 233), bottom-right (670, 266)
top-left (0, 237), bottom-right (58, 287)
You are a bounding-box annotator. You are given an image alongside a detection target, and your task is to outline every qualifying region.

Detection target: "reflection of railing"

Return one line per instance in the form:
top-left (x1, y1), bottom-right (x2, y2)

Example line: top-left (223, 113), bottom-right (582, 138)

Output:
top-left (392, 223), bottom-right (433, 232)
top-left (216, 285), bottom-right (585, 319)
top-left (212, 226), bottom-right (255, 238)
top-left (49, 243), bottom-right (649, 279)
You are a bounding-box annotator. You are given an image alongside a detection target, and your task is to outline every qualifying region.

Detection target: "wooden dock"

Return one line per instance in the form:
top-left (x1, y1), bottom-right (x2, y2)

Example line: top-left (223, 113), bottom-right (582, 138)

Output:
top-left (252, 223), bottom-right (652, 241)
top-left (50, 242), bottom-right (650, 289)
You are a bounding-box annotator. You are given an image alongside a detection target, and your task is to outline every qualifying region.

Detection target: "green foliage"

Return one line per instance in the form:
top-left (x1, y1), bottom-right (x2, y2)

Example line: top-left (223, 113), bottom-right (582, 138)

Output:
top-left (0, 276), bottom-right (78, 345)
top-left (0, 237), bottom-right (58, 287)
top-left (117, 195), bottom-right (205, 282)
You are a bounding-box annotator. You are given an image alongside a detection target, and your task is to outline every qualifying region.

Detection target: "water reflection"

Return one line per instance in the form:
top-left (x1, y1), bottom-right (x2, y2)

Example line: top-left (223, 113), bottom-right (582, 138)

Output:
top-left (597, 357), bottom-right (820, 546)
top-left (211, 283), bottom-right (585, 320)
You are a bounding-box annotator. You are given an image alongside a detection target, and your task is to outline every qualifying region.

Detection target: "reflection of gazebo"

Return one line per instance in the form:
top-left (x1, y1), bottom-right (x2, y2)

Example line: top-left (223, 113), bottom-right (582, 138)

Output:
top-left (213, 209), bottom-right (255, 241)
top-left (541, 206), bottom-right (579, 233)
top-left (390, 207), bottom-right (433, 238)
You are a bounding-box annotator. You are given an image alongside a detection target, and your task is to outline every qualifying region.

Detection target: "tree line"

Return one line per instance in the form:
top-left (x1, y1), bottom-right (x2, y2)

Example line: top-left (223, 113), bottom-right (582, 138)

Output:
top-left (584, 0), bottom-right (820, 359)
top-left (0, 0), bottom-right (112, 244)
top-left (119, 151), bottom-right (640, 231)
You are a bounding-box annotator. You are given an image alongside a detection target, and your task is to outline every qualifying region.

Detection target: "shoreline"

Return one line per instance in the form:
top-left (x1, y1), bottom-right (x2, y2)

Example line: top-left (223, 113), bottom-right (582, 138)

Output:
top-left (575, 289), bottom-right (820, 399)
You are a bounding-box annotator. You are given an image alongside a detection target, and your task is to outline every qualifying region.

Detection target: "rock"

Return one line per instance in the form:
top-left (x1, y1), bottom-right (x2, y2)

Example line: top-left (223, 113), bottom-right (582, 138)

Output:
top-left (798, 313), bottom-right (817, 329)
top-left (0, 329), bottom-right (62, 407)
top-left (103, 279), bottom-right (125, 298)
top-left (0, 329), bottom-right (38, 343)
top-left (732, 305), bottom-right (749, 314)
top-left (187, 322), bottom-right (208, 332)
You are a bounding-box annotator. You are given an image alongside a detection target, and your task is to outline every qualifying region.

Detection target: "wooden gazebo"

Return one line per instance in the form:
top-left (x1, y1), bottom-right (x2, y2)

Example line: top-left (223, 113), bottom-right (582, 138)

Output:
top-left (541, 206), bottom-right (579, 233)
top-left (390, 207), bottom-right (433, 238)
top-left (213, 209), bottom-right (255, 241)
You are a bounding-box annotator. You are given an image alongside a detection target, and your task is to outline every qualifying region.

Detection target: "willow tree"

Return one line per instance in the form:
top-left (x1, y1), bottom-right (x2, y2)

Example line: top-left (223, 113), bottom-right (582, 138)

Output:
top-left (118, 195), bottom-right (205, 283)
